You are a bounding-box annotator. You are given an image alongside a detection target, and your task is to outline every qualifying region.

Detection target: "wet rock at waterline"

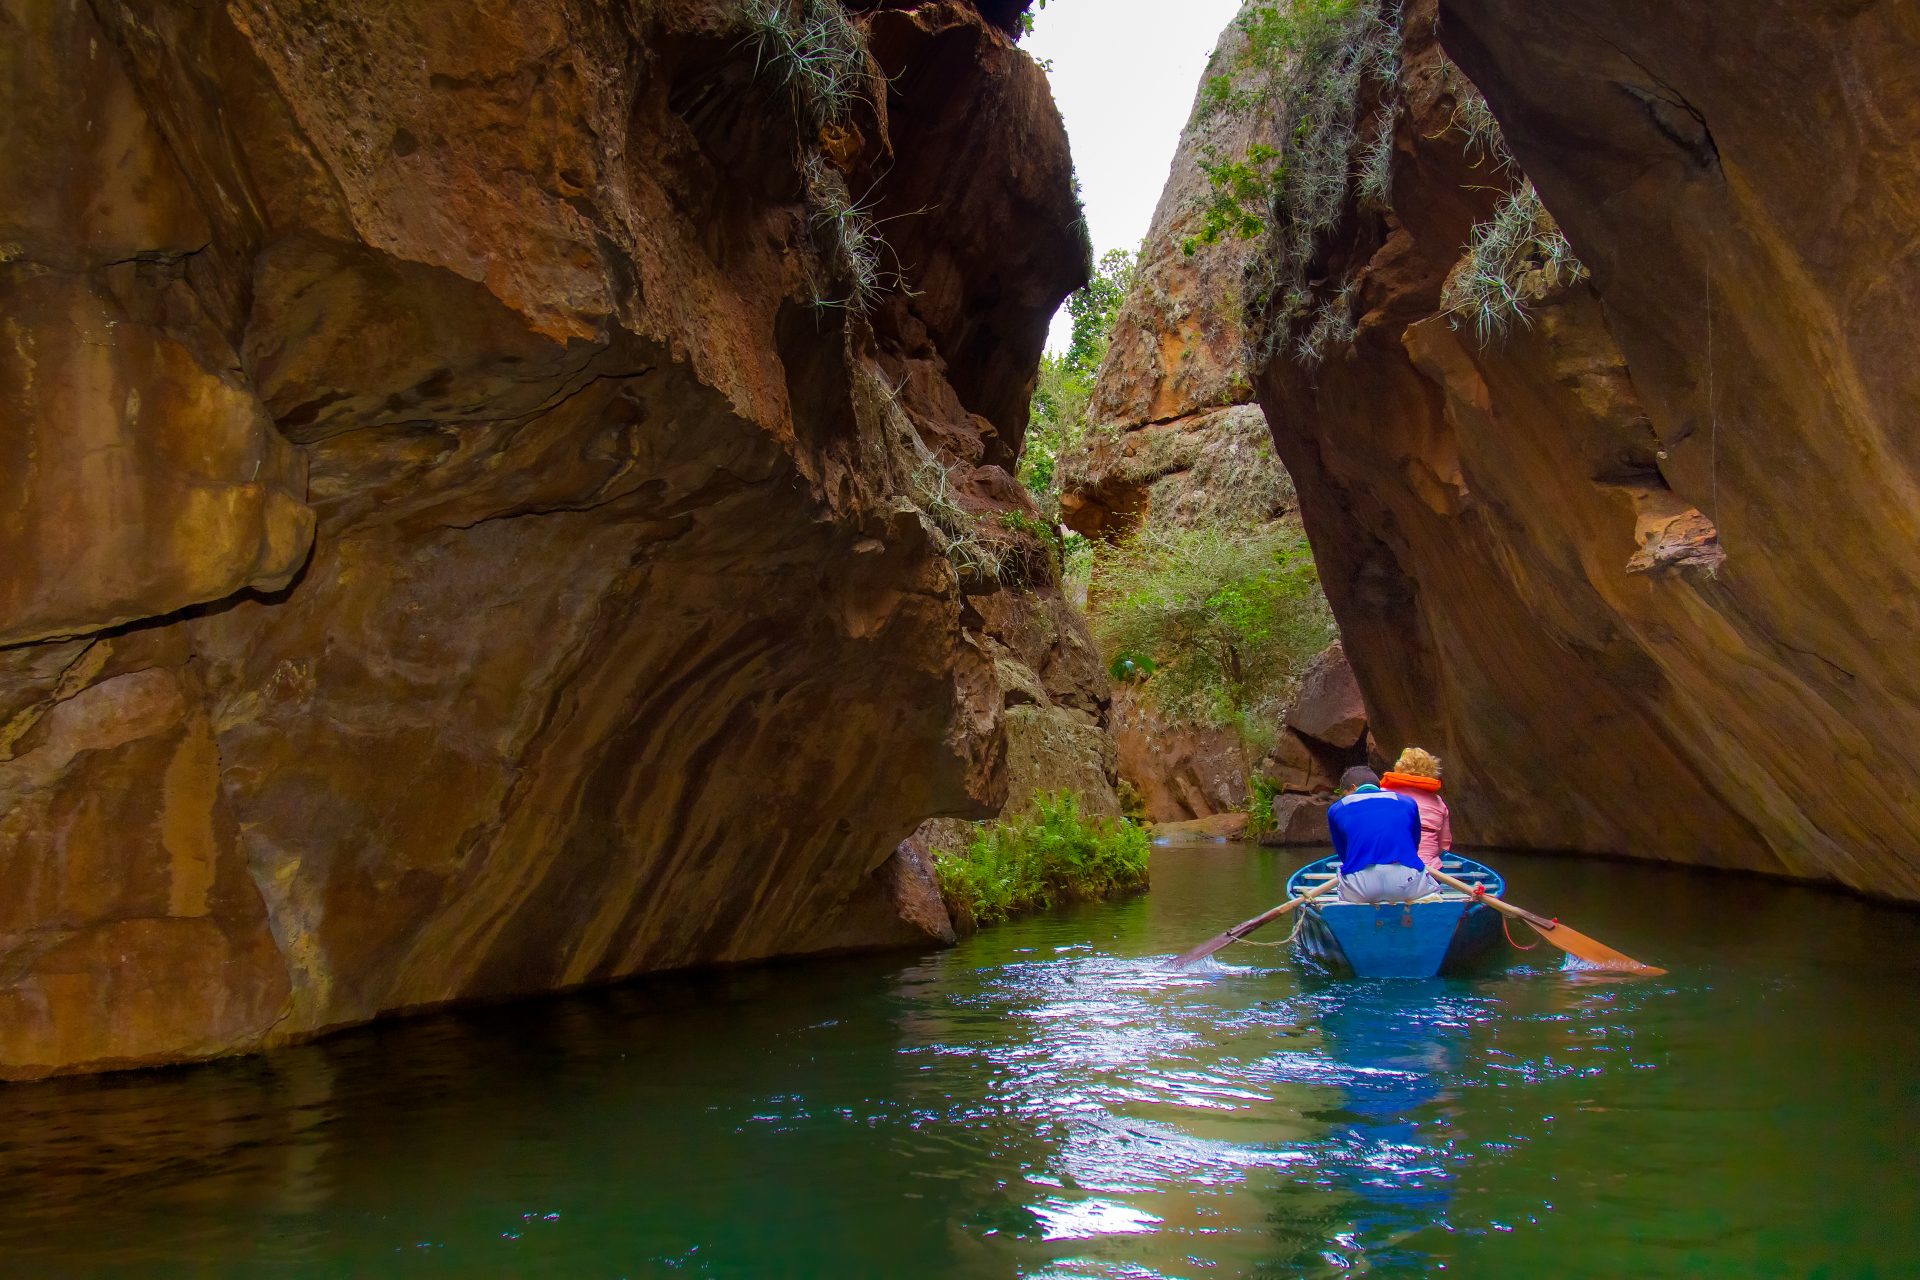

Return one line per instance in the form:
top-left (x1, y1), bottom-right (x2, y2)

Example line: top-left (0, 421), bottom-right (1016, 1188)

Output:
top-left (1110, 688), bottom-right (1247, 824)
top-left (0, 0), bottom-right (1097, 1078)
top-left (1253, 0), bottom-right (1920, 897)
top-left (1257, 795), bottom-right (1332, 848)
top-left (1148, 812), bottom-right (1249, 845)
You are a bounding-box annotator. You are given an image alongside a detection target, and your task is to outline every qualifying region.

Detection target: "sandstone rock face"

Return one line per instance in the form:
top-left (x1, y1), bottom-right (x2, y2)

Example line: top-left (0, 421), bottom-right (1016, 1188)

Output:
top-left (1285, 643), bottom-right (1367, 752)
top-left (1253, 0), bottom-right (1920, 897)
top-left (1058, 9), bottom-right (1291, 541)
top-left (0, 0), bottom-right (1094, 1078)
top-left (909, 583), bottom-right (1122, 873)
top-left (1110, 688), bottom-right (1246, 823)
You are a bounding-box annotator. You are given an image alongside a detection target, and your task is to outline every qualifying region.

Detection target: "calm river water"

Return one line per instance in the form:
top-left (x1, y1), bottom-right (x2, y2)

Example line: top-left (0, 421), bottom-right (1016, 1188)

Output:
top-left (2, 845), bottom-right (1917, 1278)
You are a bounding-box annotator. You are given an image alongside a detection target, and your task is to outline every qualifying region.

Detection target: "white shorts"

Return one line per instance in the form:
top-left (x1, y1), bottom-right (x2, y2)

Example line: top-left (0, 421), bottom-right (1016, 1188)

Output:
top-left (1337, 863), bottom-right (1439, 903)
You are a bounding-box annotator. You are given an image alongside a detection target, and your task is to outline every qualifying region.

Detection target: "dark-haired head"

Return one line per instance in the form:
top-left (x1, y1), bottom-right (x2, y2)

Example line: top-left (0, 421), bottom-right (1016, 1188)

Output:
top-left (1338, 766), bottom-right (1380, 793)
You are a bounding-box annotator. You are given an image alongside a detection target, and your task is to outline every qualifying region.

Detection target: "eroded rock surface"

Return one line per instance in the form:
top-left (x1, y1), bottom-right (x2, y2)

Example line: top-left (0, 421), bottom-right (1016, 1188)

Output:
top-left (1058, 10), bottom-right (1292, 544)
top-left (1253, 0), bottom-right (1920, 897)
top-left (1109, 688), bottom-right (1244, 824)
top-left (0, 0), bottom-right (1093, 1077)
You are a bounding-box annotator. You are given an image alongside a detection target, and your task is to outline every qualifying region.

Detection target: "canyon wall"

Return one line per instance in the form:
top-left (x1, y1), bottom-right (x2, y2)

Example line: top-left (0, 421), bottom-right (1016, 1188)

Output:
top-left (0, 0), bottom-right (1098, 1078)
top-left (1252, 0), bottom-right (1920, 898)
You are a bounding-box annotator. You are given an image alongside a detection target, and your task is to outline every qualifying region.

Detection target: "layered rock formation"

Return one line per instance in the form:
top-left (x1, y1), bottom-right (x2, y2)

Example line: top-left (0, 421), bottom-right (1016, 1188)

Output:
top-left (1107, 689), bottom-right (1245, 823)
top-left (0, 0), bottom-right (1097, 1078)
top-left (1058, 12), bottom-right (1288, 546)
top-left (1252, 0), bottom-right (1920, 897)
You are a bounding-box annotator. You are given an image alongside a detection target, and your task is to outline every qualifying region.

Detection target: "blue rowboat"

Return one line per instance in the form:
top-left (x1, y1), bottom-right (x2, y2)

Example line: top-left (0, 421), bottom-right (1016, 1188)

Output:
top-left (1285, 853), bottom-right (1507, 978)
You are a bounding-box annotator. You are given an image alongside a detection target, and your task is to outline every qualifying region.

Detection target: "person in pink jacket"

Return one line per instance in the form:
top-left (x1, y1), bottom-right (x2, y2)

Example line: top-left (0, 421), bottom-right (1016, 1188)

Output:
top-left (1381, 747), bottom-right (1452, 873)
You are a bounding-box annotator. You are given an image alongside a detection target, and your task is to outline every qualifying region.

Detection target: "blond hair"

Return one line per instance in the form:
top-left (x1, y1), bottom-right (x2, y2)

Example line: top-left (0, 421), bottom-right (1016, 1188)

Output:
top-left (1393, 747), bottom-right (1442, 779)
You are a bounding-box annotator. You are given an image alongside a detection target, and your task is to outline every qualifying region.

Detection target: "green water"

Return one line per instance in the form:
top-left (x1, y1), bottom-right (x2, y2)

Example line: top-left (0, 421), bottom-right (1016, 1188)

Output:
top-left (3, 846), bottom-right (1918, 1278)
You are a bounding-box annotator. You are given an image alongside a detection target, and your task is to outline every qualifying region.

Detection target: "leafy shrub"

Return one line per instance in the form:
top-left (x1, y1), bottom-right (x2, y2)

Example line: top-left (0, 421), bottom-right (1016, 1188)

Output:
top-left (933, 791), bottom-right (1152, 927)
top-left (1183, 145), bottom-right (1279, 256)
top-left (1015, 0), bottom-right (1053, 37)
top-left (1245, 773), bottom-right (1282, 839)
top-left (1065, 247), bottom-right (1136, 372)
top-left (1016, 356), bottom-right (1088, 504)
top-left (998, 509), bottom-right (1056, 543)
top-left (1089, 521), bottom-right (1333, 749)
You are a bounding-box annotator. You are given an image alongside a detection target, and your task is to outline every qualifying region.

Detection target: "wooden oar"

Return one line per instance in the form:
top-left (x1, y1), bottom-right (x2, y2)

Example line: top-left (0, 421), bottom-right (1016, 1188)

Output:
top-left (1167, 877), bottom-right (1340, 969)
top-left (1431, 869), bottom-right (1665, 975)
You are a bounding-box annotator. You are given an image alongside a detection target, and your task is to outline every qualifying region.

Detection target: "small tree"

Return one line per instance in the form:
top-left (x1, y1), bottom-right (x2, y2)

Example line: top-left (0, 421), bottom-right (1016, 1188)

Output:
top-left (1018, 248), bottom-right (1136, 513)
top-left (1090, 521), bottom-right (1333, 749)
top-left (1064, 247), bottom-right (1136, 374)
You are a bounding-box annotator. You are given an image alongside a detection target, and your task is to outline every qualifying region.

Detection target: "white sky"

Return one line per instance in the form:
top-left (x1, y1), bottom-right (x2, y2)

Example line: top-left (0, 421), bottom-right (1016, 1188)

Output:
top-left (1024, 0), bottom-right (1245, 352)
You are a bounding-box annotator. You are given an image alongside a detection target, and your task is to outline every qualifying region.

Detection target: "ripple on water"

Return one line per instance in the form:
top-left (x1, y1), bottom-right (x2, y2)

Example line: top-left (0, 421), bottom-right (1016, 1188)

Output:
top-left (0, 846), bottom-right (1917, 1278)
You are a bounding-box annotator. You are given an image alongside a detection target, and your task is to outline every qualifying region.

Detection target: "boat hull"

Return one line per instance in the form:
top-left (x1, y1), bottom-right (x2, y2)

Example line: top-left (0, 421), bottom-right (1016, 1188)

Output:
top-left (1287, 854), bottom-right (1506, 979)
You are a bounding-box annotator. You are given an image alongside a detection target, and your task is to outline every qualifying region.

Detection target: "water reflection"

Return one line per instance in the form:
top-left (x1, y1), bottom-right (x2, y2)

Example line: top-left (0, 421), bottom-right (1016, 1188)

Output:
top-left (0, 846), bottom-right (1914, 1278)
top-left (1258, 984), bottom-right (1469, 1273)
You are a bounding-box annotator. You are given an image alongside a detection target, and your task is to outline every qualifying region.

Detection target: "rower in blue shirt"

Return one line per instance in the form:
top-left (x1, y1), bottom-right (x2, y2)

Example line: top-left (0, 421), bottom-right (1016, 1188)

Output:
top-left (1327, 766), bottom-right (1439, 903)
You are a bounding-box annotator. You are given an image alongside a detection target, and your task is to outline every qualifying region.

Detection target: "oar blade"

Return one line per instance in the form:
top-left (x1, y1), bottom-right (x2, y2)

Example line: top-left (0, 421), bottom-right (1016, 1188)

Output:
top-left (1166, 881), bottom-right (1335, 970)
top-left (1168, 931), bottom-right (1241, 970)
top-left (1433, 869), bottom-right (1665, 976)
top-left (1533, 919), bottom-right (1666, 976)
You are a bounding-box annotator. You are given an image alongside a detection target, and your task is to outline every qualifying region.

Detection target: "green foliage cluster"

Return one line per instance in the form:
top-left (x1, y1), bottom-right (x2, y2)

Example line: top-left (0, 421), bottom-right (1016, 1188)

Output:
top-left (1019, 247), bottom-right (1135, 515)
top-left (1019, 358), bottom-right (1091, 503)
top-left (1181, 0), bottom-right (1400, 308)
top-left (1064, 248), bottom-right (1136, 373)
top-left (1188, 0), bottom-right (1589, 361)
top-left (998, 509), bottom-right (1056, 543)
top-left (1015, 0), bottom-right (1053, 38)
top-left (1440, 179), bottom-right (1586, 341)
top-left (1088, 521), bottom-right (1334, 751)
top-left (933, 791), bottom-right (1151, 927)
top-left (1183, 0), bottom-right (1448, 365)
top-left (1245, 773), bottom-right (1282, 839)
top-left (1254, 0), bottom-right (1401, 365)
top-left (1187, 145), bottom-right (1280, 251)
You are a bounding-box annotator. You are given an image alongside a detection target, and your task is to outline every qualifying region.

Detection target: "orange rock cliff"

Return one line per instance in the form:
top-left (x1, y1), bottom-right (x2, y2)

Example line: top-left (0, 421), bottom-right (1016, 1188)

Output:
top-left (1252, 0), bottom-right (1920, 898)
top-left (0, 0), bottom-right (1103, 1078)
